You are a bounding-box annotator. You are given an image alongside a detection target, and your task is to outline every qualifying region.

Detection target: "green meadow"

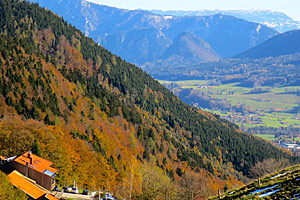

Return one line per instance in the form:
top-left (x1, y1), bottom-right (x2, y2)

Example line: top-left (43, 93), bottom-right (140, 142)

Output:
top-left (160, 80), bottom-right (300, 128)
top-left (255, 134), bottom-right (277, 141)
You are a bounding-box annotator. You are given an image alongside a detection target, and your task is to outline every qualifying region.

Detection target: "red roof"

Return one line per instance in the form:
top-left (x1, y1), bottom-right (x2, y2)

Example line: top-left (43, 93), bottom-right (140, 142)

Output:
top-left (14, 152), bottom-right (57, 175)
top-left (8, 170), bottom-right (58, 200)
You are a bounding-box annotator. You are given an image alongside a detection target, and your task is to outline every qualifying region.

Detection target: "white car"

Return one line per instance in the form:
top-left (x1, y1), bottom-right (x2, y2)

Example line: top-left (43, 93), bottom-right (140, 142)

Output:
top-left (68, 187), bottom-right (72, 192)
top-left (63, 187), bottom-right (72, 193)
top-left (72, 187), bottom-right (79, 193)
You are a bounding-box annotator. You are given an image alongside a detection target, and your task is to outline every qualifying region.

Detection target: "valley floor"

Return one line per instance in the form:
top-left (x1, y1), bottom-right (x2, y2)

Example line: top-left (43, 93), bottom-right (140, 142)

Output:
top-left (160, 80), bottom-right (300, 129)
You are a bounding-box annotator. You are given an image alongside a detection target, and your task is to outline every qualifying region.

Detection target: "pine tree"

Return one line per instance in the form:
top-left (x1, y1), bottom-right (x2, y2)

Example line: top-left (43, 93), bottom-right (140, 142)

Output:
top-left (31, 138), bottom-right (41, 157)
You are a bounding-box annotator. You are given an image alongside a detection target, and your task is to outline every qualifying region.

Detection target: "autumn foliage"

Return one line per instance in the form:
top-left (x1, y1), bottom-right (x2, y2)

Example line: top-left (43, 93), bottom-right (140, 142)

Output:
top-left (0, 1), bottom-right (296, 199)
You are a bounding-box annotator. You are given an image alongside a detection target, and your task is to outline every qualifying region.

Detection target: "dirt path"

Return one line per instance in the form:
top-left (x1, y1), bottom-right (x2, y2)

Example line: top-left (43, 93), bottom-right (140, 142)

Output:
top-left (52, 191), bottom-right (94, 200)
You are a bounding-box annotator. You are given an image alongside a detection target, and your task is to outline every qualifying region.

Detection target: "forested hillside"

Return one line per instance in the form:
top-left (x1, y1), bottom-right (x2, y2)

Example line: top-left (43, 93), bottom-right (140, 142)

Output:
top-left (0, 0), bottom-right (297, 198)
top-left (154, 31), bottom-right (221, 66)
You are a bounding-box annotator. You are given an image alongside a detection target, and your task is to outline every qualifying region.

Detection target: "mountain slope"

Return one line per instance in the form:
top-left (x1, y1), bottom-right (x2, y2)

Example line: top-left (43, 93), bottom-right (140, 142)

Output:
top-left (149, 9), bottom-right (300, 33)
top-left (0, 0), bottom-right (297, 197)
top-left (99, 27), bottom-right (172, 65)
top-left (29, 0), bottom-right (277, 65)
top-left (236, 30), bottom-right (300, 59)
top-left (162, 31), bottom-right (220, 64)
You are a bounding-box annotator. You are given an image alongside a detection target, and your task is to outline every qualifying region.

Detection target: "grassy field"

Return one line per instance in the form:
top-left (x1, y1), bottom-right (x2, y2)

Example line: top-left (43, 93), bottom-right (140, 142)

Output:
top-left (160, 80), bottom-right (300, 128)
top-left (255, 134), bottom-right (277, 141)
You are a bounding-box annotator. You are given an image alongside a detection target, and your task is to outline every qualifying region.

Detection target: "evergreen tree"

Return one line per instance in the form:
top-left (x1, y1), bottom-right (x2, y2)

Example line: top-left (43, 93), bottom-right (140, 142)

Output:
top-left (31, 138), bottom-right (41, 157)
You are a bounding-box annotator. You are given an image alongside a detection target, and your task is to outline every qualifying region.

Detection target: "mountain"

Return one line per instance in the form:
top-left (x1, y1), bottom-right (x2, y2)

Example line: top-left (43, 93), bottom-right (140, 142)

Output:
top-left (150, 9), bottom-right (300, 33)
top-left (210, 163), bottom-right (300, 199)
top-left (0, 0), bottom-right (297, 198)
top-left (29, 0), bottom-right (277, 65)
top-left (161, 31), bottom-right (221, 64)
top-left (161, 14), bottom-right (277, 59)
top-left (235, 30), bottom-right (300, 59)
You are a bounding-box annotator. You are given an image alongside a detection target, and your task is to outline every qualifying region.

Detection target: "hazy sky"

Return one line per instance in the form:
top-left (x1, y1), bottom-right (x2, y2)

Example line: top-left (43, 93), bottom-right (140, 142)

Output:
top-left (86, 0), bottom-right (300, 21)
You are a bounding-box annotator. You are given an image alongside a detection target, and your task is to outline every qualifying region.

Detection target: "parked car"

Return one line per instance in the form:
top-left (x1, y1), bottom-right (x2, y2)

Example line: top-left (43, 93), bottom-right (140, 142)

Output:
top-left (63, 187), bottom-right (72, 193)
top-left (72, 187), bottom-right (79, 194)
top-left (82, 189), bottom-right (89, 195)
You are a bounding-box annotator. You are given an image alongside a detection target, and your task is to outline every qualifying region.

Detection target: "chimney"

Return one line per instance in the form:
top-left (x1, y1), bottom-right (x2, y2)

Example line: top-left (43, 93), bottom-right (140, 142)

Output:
top-left (28, 152), bottom-right (33, 164)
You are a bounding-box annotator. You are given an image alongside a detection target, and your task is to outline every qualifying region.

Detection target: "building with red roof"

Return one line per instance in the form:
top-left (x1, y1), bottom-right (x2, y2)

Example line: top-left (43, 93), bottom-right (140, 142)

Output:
top-left (11, 152), bottom-right (57, 191)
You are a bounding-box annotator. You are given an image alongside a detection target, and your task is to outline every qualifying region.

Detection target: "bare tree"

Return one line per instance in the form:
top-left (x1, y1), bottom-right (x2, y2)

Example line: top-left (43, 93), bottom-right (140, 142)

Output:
top-left (248, 158), bottom-right (290, 179)
top-left (178, 172), bottom-right (214, 200)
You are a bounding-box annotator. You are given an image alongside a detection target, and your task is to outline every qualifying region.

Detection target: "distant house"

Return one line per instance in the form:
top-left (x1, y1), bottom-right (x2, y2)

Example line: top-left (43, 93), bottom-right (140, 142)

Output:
top-left (8, 170), bottom-right (58, 200)
top-left (281, 143), bottom-right (297, 149)
top-left (10, 152), bottom-right (57, 191)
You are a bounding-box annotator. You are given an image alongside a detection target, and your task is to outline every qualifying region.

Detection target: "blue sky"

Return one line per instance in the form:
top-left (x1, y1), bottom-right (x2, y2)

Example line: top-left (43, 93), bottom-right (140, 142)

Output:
top-left (86, 0), bottom-right (300, 20)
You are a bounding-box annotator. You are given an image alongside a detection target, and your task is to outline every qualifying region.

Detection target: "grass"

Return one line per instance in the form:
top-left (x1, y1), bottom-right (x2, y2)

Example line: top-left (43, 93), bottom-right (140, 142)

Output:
top-left (255, 134), bottom-right (277, 141)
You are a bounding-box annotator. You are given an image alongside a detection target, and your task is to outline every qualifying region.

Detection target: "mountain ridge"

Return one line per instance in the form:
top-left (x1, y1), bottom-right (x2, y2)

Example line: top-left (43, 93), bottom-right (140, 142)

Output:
top-left (149, 9), bottom-right (300, 33)
top-left (29, 0), bottom-right (278, 65)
